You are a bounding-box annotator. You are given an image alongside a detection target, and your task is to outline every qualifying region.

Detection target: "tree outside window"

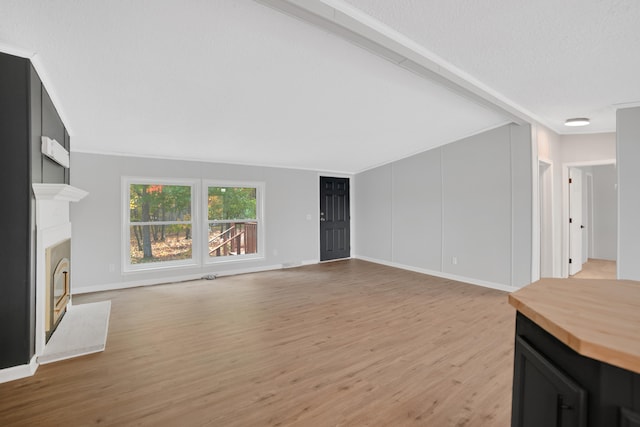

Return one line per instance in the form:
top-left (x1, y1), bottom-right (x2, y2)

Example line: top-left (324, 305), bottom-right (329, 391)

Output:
top-left (128, 183), bottom-right (193, 264)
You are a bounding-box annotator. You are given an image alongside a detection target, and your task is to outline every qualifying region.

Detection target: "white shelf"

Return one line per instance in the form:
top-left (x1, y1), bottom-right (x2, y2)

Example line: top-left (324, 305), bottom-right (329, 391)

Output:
top-left (32, 184), bottom-right (88, 202)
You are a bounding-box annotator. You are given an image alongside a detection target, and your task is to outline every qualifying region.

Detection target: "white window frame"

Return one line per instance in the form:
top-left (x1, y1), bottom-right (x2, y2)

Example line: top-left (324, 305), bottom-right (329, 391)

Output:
top-left (122, 177), bottom-right (200, 273)
top-left (202, 180), bottom-right (265, 264)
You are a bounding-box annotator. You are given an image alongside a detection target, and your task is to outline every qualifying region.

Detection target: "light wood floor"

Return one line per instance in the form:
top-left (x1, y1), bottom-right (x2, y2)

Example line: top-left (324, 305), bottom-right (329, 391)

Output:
top-left (570, 258), bottom-right (616, 279)
top-left (0, 260), bottom-right (515, 426)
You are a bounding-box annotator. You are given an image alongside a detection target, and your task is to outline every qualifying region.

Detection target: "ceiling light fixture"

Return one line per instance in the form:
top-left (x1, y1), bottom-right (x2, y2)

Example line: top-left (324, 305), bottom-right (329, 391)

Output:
top-left (564, 118), bottom-right (590, 127)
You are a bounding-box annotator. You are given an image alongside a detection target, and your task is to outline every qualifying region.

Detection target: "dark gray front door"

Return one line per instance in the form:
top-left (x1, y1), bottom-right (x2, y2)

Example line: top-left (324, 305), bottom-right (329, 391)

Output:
top-left (320, 176), bottom-right (350, 261)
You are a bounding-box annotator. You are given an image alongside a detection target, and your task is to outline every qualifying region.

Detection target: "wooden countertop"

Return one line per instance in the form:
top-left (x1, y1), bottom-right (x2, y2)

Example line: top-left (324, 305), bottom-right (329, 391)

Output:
top-left (509, 278), bottom-right (640, 374)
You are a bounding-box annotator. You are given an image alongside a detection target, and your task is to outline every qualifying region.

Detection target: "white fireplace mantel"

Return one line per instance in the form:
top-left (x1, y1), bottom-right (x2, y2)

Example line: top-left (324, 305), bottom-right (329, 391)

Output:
top-left (33, 183), bottom-right (88, 202)
top-left (33, 183), bottom-right (88, 359)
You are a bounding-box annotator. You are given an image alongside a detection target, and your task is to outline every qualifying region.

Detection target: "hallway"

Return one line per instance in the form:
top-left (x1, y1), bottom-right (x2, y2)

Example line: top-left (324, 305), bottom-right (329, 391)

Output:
top-left (570, 258), bottom-right (616, 280)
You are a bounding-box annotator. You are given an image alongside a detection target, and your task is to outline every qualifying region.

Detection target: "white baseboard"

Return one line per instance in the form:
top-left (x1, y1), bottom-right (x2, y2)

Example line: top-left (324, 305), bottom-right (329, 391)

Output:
top-left (72, 263), bottom-right (285, 294)
top-left (354, 255), bottom-right (517, 293)
top-left (0, 355), bottom-right (38, 384)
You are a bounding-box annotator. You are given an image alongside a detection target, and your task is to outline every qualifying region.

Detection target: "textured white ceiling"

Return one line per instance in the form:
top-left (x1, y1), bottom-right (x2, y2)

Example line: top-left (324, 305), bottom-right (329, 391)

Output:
top-left (340, 0), bottom-right (640, 134)
top-left (8, 1), bottom-right (634, 173)
top-left (0, 0), bottom-right (512, 173)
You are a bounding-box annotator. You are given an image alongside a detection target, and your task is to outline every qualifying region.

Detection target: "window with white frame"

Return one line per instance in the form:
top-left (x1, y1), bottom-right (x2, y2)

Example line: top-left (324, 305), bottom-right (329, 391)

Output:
top-left (124, 178), bottom-right (197, 271)
top-left (123, 178), bottom-right (263, 272)
top-left (205, 182), bottom-right (263, 262)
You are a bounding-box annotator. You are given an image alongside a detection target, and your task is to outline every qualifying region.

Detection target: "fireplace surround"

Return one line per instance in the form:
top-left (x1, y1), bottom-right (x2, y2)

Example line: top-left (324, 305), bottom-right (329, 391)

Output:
top-left (33, 184), bottom-right (87, 357)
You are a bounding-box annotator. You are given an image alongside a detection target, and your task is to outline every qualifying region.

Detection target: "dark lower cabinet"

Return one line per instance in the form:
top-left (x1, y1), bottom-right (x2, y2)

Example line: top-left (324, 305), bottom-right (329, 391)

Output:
top-left (512, 335), bottom-right (586, 427)
top-left (512, 313), bottom-right (640, 427)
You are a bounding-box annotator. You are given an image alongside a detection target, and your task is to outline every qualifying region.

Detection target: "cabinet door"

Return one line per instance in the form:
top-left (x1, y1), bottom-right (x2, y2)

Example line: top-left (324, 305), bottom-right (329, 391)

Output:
top-left (512, 336), bottom-right (587, 427)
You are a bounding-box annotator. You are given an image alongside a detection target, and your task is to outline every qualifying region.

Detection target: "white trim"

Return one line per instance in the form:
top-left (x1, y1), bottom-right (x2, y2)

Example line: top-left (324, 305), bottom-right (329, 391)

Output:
top-left (72, 263), bottom-right (286, 294)
top-left (509, 124), bottom-right (515, 285)
top-left (354, 255), bottom-right (517, 293)
top-left (390, 163), bottom-right (394, 259)
top-left (440, 147), bottom-right (445, 272)
top-left (0, 43), bottom-right (34, 59)
top-left (584, 172), bottom-right (594, 260)
top-left (0, 355), bottom-right (38, 385)
top-left (530, 126), bottom-right (540, 282)
top-left (349, 175), bottom-right (356, 258)
top-left (32, 184), bottom-right (88, 201)
top-left (354, 122), bottom-right (512, 174)
top-left (71, 123), bottom-right (514, 176)
top-left (561, 159), bottom-right (616, 277)
top-left (72, 147), bottom-right (356, 176)
top-left (538, 158), bottom-right (555, 278)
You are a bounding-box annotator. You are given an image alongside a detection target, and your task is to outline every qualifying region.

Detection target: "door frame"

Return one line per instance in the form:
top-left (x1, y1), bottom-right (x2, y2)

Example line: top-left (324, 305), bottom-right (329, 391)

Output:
top-left (568, 167), bottom-right (584, 275)
top-left (538, 159), bottom-right (554, 278)
top-left (584, 172), bottom-right (594, 261)
top-left (561, 159), bottom-right (616, 277)
top-left (317, 173), bottom-right (354, 262)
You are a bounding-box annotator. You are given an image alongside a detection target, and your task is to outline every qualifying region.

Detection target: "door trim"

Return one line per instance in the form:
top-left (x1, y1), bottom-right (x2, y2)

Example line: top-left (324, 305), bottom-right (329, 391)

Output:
top-left (538, 159), bottom-right (554, 278)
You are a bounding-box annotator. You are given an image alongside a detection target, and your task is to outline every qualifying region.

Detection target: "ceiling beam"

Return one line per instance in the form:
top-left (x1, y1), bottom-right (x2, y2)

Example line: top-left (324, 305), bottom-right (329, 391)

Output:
top-left (255, 0), bottom-right (546, 127)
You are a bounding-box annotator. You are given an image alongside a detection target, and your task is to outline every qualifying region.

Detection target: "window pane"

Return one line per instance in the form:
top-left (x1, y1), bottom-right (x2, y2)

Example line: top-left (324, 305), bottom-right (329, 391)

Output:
top-left (129, 224), bottom-right (192, 264)
top-left (208, 222), bottom-right (258, 257)
top-left (208, 187), bottom-right (256, 221)
top-left (130, 184), bottom-right (191, 222)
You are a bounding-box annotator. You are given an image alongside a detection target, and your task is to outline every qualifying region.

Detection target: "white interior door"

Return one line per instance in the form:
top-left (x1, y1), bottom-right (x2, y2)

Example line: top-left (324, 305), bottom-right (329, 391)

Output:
top-left (569, 168), bottom-right (583, 275)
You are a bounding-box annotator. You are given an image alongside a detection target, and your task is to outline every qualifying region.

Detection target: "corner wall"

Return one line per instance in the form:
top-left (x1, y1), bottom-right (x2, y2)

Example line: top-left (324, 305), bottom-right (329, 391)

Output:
top-left (591, 165), bottom-right (617, 261)
top-left (354, 123), bottom-right (532, 290)
top-left (617, 107), bottom-right (640, 280)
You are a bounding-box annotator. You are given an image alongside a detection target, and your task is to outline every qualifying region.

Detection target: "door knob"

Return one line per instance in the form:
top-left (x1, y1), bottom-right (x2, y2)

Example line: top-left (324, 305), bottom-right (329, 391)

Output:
top-left (320, 218), bottom-right (326, 222)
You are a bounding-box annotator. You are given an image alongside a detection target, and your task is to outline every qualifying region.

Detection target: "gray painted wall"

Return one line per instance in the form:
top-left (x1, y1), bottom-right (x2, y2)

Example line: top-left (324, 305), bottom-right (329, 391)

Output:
top-left (355, 123), bottom-right (532, 288)
top-left (591, 165), bottom-right (617, 261)
top-left (353, 164), bottom-right (393, 262)
top-left (617, 107), bottom-right (640, 280)
top-left (70, 153), bottom-right (323, 293)
top-left (392, 150), bottom-right (442, 270)
top-left (441, 126), bottom-right (512, 285)
top-left (510, 124), bottom-right (533, 286)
